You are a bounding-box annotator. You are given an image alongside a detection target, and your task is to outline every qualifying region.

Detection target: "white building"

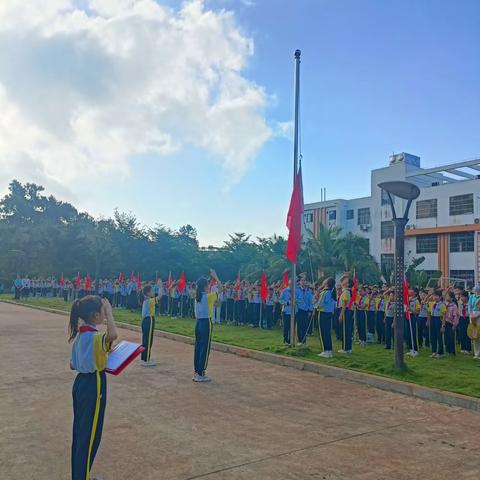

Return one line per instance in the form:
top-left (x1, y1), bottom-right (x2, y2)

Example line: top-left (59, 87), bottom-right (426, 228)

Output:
top-left (303, 153), bottom-right (480, 286)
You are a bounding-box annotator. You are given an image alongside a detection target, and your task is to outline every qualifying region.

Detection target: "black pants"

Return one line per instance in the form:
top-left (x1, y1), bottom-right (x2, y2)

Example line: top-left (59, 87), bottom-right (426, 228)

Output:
top-left (14, 287), bottom-right (20, 299)
top-left (318, 311), bottom-right (333, 352)
top-left (444, 323), bottom-right (456, 355)
top-left (72, 371), bottom-right (107, 480)
top-left (385, 316), bottom-right (393, 349)
top-left (265, 305), bottom-right (274, 328)
top-left (237, 300), bottom-right (246, 324)
top-left (226, 299), bottom-right (234, 322)
top-left (194, 318), bottom-right (212, 376)
top-left (430, 316), bottom-right (444, 355)
top-left (458, 316), bottom-right (471, 351)
top-left (405, 314), bottom-right (418, 351)
top-left (376, 311), bottom-right (384, 343)
top-left (367, 311), bottom-right (375, 335)
top-left (297, 309), bottom-right (309, 344)
top-left (334, 308), bottom-right (341, 340)
top-left (283, 314), bottom-right (291, 343)
top-left (357, 311), bottom-right (367, 342)
top-left (341, 310), bottom-right (354, 351)
top-left (141, 316), bottom-right (155, 361)
top-left (417, 316), bottom-right (427, 347)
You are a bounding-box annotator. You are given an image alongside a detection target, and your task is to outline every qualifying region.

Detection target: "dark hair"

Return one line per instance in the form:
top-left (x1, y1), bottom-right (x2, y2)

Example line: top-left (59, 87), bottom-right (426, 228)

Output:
top-left (143, 285), bottom-right (153, 296)
top-left (434, 289), bottom-right (443, 298)
top-left (69, 295), bottom-right (103, 342)
top-left (196, 278), bottom-right (208, 302)
top-left (326, 277), bottom-right (337, 302)
top-left (445, 290), bottom-right (457, 304)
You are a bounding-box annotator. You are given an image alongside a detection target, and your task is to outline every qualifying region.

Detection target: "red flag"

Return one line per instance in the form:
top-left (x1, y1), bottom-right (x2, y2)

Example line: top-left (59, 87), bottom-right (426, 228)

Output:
top-left (166, 272), bottom-right (173, 289)
top-left (178, 271), bottom-right (187, 293)
top-left (285, 163), bottom-right (304, 263)
top-left (59, 273), bottom-right (64, 287)
top-left (136, 273), bottom-right (141, 289)
top-left (281, 271), bottom-right (289, 289)
top-left (348, 271), bottom-right (357, 309)
top-left (118, 272), bottom-right (124, 282)
top-left (404, 277), bottom-right (411, 321)
top-left (85, 275), bottom-right (91, 291)
top-left (260, 272), bottom-right (268, 303)
top-left (75, 272), bottom-right (81, 289)
top-left (130, 271), bottom-right (134, 282)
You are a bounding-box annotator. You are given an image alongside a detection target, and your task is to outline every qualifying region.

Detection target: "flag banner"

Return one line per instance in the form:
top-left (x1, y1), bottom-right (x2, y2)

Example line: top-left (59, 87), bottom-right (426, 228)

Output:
top-left (260, 271), bottom-right (268, 303)
top-left (178, 271), bottom-right (187, 293)
top-left (285, 163), bottom-right (304, 263)
top-left (281, 271), bottom-right (289, 289)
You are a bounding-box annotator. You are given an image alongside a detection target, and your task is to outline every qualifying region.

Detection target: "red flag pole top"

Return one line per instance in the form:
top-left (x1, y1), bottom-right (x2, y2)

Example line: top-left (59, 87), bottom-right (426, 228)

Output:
top-left (260, 272), bottom-right (269, 303)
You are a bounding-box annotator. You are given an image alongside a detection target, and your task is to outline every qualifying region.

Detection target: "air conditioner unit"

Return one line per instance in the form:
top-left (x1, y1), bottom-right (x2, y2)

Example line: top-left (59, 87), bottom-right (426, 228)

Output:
top-left (475, 218), bottom-right (480, 224)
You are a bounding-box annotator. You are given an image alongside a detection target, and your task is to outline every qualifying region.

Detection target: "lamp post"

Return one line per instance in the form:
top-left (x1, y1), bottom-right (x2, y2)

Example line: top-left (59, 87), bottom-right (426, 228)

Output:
top-left (378, 181), bottom-right (420, 370)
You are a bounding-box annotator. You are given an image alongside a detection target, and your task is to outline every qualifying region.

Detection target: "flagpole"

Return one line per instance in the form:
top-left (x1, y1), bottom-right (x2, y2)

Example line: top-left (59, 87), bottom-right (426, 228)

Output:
top-left (290, 49), bottom-right (301, 348)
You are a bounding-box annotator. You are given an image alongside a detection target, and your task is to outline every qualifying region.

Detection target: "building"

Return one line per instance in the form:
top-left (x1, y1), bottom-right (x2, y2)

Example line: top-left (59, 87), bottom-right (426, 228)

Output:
top-left (303, 152), bottom-right (480, 286)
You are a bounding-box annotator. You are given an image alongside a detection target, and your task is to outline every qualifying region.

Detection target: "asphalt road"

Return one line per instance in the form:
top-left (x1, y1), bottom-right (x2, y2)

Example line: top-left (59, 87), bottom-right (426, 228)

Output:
top-left (1, 302), bottom-right (478, 480)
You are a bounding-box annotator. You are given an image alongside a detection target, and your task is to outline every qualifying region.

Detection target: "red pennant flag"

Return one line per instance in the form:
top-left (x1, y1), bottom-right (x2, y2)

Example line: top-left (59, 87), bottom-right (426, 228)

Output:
top-left (178, 271), bottom-right (187, 293)
top-left (260, 272), bottom-right (268, 303)
top-left (59, 273), bottom-right (64, 287)
top-left (75, 272), bottom-right (81, 289)
top-left (404, 277), bottom-right (411, 321)
top-left (130, 271), bottom-right (134, 282)
top-left (85, 275), bottom-right (91, 291)
top-left (281, 271), bottom-right (289, 289)
top-left (136, 272), bottom-right (141, 289)
top-left (285, 163), bottom-right (304, 263)
top-left (348, 271), bottom-right (357, 309)
top-left (118, 272), bottom-right (124, 282)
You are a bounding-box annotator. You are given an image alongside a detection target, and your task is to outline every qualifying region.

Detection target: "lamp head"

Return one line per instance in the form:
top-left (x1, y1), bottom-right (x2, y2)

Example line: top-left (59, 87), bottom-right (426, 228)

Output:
top-left (378, 181), bottom-right (420, 201)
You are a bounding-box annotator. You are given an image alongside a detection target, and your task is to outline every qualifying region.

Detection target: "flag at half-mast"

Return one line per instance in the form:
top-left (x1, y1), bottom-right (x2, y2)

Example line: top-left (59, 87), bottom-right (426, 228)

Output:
top-left (285, 161), bottom-right (304, 263)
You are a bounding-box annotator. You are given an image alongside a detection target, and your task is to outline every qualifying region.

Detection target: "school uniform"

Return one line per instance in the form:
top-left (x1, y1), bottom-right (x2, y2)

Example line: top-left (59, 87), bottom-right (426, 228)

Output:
top-left (226, 289), bottom-right (235, 322)
top-left (296, 287), bottom-right (313, 344)
top-left (375, 298), bottom-right (385, 344)
top-left (237, 290), bottom-right (247, 325)
top-left (280, 287), bottom-right (297, 344)
top-left (429, 301), bottom-right (446, 355)
top-left (316, 289), bottom-right (335, 353)
top-left (141, 297), bottom-right (156, 362)
top-left (384, 301), bottom-right (394, 349)
top-left (417, 302), bottom-right (428, 348)
top-left (71, 325), bottom-right (111, 480)
top-left (367, 298), bottom-right (376, 342)
top-left (356, 296), bottom-right (369, 344)
top-left (265, 295), bottom-right (274, 329)
top-left (339, 289), bottom-right (354, 352)
top-left (251, 293), bottom-right (261, 327)
top-left (458, 302), bottom-right (471, 352)
top-left (444, 302), bottom-right (459, 355)
top-left (194, 292), bottom-right (216, 377)
top-left (406, 298), bottom-right (420, 352)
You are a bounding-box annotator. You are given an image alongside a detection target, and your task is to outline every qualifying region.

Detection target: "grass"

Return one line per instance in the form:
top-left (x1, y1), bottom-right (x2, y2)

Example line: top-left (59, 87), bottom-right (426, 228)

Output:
top-left (2, 294), bottom-right (480, 398)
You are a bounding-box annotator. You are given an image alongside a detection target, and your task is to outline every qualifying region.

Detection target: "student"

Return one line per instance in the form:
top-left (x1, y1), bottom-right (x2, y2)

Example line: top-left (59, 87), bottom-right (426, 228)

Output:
top-left (366, 288), bottom-right (377, 343)
top-left (417, 290), bottom-right (429, 349)
top-left (69, 296), bottom-right (118, 480)
top-left (338, 276), bottom-right (354, 354)
top-left (429, 290), bottom-right (446, 358)
top-left (375, 291), bottom-right (385, 344)
top-left (356, 286), bottom-right (369, 347)
top-left (280, 280), bottom-right (297, 345)
top-left (140, 285), bottom-right (161, 367)
top-left (444, 290), bottom-right (459, 356)
top-left (384, 290), bottom-right (394, 350)
top-left (296, 276), bottom-right (313, 345)
top-left (406, 288), bottom-right (420, 356)
top-left (193, 270), bottom-right (220, 382)
top-left (264, 288), bottom-right (275, 329)
top-left (468, 293), bottom-right (480, 359)
top-left (316, 277), bottom-right (336, 358)
top-left (458, 291), bottom-right (471, 354)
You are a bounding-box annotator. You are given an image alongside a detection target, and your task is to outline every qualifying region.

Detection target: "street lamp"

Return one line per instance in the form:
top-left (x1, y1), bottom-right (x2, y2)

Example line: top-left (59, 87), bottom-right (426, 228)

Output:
top-left (378, 181), bottom-right (420, 370)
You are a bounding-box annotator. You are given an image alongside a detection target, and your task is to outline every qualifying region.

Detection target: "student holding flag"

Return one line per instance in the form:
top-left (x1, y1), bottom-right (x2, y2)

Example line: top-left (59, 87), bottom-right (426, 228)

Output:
top-left (193, 269), bottom-right (221, 382)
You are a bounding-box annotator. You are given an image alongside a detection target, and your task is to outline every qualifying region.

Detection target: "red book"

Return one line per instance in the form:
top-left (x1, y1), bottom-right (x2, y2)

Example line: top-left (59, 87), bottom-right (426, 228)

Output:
top-left (106, 341), bottom-right (145, 376)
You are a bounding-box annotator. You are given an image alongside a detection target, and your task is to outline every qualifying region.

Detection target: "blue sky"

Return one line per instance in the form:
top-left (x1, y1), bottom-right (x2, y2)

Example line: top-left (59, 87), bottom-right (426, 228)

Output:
top-left (1, 0), bottom-right (479, 246)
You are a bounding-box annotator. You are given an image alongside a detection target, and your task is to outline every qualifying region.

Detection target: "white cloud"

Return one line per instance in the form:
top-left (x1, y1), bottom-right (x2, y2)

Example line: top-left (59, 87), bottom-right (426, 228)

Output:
top-left (0, 0), bottom-right (271, 197)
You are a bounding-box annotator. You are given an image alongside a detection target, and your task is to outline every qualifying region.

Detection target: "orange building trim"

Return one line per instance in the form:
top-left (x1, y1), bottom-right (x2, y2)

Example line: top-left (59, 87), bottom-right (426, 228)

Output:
top-left (405, 224), bottom-right (480, 237)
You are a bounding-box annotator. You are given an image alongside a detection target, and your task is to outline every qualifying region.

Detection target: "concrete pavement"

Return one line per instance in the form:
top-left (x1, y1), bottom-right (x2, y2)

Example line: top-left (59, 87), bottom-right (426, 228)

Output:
top-left (0, 302), bottom-right (478, 479)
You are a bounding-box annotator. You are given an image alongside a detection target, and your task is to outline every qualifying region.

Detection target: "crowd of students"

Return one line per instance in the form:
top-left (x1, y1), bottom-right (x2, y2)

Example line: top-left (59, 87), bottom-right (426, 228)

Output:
top-left (12, 273), bottom-right (480, 360)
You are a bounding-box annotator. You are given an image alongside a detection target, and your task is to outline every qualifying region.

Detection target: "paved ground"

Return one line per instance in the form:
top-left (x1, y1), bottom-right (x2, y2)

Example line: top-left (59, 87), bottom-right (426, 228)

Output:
top-left (1, 303), bottom-right (479, 480)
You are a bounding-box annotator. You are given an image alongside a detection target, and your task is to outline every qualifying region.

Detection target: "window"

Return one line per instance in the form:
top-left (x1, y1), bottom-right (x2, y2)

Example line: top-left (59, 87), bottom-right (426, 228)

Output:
top-left (381, 221), bottom-right (394, 239)
top-left (416, 199), bottom-right (437, 219)
top-left (357, 208), bottom-right (371, 225)
top-left (346, 209), bottom-right (354, 220)
top-left (381, 254), bottom-right (394, 272)
top-left (450, 270), bottom-right (475, 286)
top-left (304, 213), bottom-right (313, 223)
top-left (381, 189), bottom-right (390, 206)
top-left (416, 234), bottom-right (438, 253)
top-left (328, 210), bottom-right (336, 221)
top-left (450, 232), bottom-right (474, 252)
top-left (449, 193), bottom-right (474, 216)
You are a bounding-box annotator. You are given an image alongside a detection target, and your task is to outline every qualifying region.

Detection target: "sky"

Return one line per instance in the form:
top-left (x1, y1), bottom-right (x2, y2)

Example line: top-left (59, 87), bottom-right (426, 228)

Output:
top-left (0, 0), bottom-right (479, 246)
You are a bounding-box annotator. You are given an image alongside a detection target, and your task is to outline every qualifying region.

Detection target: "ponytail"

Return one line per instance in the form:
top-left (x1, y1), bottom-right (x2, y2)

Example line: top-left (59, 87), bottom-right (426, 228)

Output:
top-left (69, 300), bottom-right (81, 343)
top-left (68, 295), bottom-right (103, 343)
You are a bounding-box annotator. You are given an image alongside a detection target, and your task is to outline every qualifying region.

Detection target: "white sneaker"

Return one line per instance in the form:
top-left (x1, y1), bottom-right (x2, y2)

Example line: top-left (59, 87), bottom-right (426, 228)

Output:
top-left (192, 373), bottom-right (203, 382)
top-left (140, 360), bottom-right (148, 367)
top-left (201, 375), bottom-right (212, 382)
top-left (430, 353), bottom-right (437, 358)
top-left (145, 360), bottom-right (157, 367)
top-left (346, 350), bottom-right (352, 354)
top-left (338, 349), bottom-right (346, 354)
top-left (318, 351), bottom-right (329, 358)
top-left (406, 350), bottom-right (418, 357)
